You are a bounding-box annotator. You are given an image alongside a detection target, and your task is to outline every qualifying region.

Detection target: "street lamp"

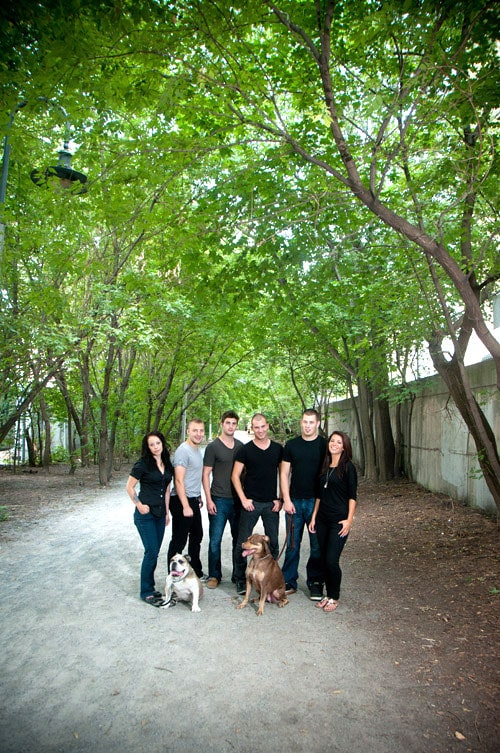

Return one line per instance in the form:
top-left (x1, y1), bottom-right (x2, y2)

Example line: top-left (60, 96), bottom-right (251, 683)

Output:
top-left (0, 97), bottom-right (88, 268)
top-left (30, 142), bottom-right (88, 192)
top-left (29, 100), bottom-right (87, 192)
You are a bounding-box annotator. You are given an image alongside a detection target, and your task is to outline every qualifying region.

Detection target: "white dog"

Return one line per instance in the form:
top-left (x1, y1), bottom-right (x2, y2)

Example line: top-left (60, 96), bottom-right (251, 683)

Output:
top-left (162, 553), bottom-right (203, 612)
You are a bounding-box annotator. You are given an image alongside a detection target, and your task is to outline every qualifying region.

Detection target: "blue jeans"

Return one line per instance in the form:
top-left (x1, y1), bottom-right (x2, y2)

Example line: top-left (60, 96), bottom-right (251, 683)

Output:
top-left (208, 496), bottom-right (240, 582)
top-left (134, 509), bottom-right (166, 600)
top-left (233, 501), bottom-right (279, 584)
top-left (281, 498), bottom-right (324, 591)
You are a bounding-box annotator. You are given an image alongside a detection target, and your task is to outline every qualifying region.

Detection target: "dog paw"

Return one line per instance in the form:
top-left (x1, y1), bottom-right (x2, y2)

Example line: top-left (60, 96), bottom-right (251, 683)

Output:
top-left (191, 606), bottom-right (201, 613)
top-left (160, 598), bottom-right (176, 609)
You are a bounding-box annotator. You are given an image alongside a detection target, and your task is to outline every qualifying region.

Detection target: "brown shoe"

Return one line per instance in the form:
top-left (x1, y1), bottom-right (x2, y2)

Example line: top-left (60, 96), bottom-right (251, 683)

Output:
top-left (206, 577), bottom-right (219, 589)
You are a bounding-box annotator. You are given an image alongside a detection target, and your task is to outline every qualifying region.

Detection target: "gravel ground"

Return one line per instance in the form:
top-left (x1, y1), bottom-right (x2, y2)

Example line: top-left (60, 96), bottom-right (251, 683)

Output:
top-left (0, 468), bottom-right (498, 753)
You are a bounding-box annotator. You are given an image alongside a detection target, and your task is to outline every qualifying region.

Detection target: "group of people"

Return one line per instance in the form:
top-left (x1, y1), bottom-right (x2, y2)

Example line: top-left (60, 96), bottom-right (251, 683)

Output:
top-left (126, 409), bottom-right (358, 614)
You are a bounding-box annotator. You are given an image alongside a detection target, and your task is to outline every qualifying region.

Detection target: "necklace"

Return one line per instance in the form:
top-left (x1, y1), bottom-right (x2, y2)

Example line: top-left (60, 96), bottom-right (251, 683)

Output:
top-left (324, 466), bottom-right (337, 487)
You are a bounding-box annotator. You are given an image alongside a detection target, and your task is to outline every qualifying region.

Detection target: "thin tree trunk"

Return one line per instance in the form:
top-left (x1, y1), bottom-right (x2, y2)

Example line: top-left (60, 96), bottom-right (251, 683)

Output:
top-left (347, 373), bottom-right (365, 476)
top-left (358, 379), bottom-right (377, 480)
top-left (24, 428), bottom-right (37, 467)
top-left (79, 354), bottom-right (94, 467)
top-left (39, 394), bottom-right (51, 468)
top-left (373, 393), bottom-right (396, 481)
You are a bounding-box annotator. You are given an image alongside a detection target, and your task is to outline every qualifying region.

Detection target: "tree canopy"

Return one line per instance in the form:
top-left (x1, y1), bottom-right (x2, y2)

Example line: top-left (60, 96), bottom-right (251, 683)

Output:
top-left (0, 0), bottom-right (499, 501)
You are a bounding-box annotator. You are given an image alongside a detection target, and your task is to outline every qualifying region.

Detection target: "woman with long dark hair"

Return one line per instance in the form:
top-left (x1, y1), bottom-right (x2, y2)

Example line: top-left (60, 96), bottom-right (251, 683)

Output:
top-left (309, 431), bottom-right (357, 612)
top-left (126, 431), bottom-right (173, 606)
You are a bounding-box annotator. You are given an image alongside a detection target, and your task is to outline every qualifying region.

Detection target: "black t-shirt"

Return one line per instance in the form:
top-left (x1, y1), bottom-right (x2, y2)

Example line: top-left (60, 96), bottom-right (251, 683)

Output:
top-left (317, 461), bottom-right (358, 524)
top-left (130, 457), bottom-right (173, 516)
top-left (235, 440), bottom-right (283, 503)
top-left (283, 434), bottom-right (328, 498)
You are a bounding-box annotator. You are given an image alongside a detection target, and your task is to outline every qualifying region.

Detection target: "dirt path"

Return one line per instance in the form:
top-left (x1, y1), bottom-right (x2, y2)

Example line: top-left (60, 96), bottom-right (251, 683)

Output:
top-left (0, 468), bottom-right (498, 753)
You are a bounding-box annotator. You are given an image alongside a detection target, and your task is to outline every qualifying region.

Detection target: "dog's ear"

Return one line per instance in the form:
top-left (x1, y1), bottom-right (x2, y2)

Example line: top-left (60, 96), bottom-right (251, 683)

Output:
top-left (184, 554), bottom-right (191, 562)
top-left (264, 535), bottom-right (270, 543)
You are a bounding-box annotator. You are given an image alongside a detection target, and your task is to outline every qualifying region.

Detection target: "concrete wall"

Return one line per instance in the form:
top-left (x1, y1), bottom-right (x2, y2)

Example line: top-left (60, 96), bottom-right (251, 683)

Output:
top-left (327, 359), bottom-right (499, 514)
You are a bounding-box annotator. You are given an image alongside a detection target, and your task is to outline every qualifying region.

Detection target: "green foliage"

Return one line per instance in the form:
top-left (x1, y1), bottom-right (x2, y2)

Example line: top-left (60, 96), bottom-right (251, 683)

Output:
top-left (0, 0), bottom-right (498, 476)
top-left (51, 446), bottom-right (71, 464)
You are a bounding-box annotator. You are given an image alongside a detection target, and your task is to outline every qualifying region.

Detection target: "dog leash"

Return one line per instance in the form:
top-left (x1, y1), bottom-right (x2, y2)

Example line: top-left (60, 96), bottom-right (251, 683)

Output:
top-left (277, 514), bottom-right (294, 561)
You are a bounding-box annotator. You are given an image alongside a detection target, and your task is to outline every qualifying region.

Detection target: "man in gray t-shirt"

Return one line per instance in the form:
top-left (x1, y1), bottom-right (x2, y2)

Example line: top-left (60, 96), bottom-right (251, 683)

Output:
top-left (202, 411), bottom-right (243, 588)
top-left (167, 419), bottom-right (205, 577)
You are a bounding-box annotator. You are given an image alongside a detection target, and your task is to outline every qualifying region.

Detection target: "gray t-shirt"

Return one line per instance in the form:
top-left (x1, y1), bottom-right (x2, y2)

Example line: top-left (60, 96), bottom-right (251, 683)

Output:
top-left (172, 441), bottom-right (203, 498)
top-left (203, 437), bottom-right (243, 498)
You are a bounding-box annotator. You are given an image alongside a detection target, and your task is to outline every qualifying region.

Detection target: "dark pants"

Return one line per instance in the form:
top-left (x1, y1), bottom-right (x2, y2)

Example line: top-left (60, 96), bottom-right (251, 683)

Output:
top-left (167, 496), bottom-right (203, 577)
top-left (134, 510), bottom-right (166, 600)
top-left (315, 518), bottom-right (348, 600)
top-left (233, 501), bottom-right (279, 584)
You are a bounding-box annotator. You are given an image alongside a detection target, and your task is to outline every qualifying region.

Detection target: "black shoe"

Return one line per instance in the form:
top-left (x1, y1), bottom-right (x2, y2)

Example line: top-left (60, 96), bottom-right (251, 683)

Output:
top-left (285, 583), bottom-right (297, 595)
top-left (309, 583), bottom-right (324, 601)
top-left (236, 581), bottom-right (247, 595)
top-left (143, 595), bottom-right (164, 607)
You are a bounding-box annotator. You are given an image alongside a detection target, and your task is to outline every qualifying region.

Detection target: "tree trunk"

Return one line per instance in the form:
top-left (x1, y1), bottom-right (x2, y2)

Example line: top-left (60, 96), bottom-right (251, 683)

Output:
top-left (39, 394), bottom-right (51, 468)
top-left (358, 379), bottom-right (377, 480)
top-left (98, 344), bottom-right (114, 486)
top-left (79, 354), bottom-right (94, 468)
top-left (24, 427), bottom-right (37, 467)
top-left (430, 350), bottom-right (500, 510)
top-left (55, 372), bottom-right (83, 472)
top-left (68, 418), bottom-right (77, 475)
top-left (106, 349), bottom-right (136, 481)
top-left (393, 403), bottom-right (403, 479)
top-left (347, 373), bottom-right (365, 475)
top-left (373, 394), bottom-right (396, 481)
top-left (404, 393), bottom-right (416, 482)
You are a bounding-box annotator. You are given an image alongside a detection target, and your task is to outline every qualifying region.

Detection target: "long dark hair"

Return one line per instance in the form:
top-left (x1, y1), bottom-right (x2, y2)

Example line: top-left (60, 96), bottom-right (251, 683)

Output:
top-left (320, 430), bottom-right (353, 479)
top-left (141, 431), bottom-right (173, 473)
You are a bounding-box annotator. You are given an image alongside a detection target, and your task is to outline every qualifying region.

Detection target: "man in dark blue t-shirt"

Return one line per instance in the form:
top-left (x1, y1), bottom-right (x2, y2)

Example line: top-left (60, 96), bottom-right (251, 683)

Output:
top-left (280, 409), bottom-right (327, 600)
top-left (231, 413), bottom-right (283, 594)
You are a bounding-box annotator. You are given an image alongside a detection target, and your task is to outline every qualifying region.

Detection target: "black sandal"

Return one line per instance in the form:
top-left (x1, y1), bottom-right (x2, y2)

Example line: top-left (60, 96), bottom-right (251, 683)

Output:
top-left (143, 595), bottom-right (164, 607)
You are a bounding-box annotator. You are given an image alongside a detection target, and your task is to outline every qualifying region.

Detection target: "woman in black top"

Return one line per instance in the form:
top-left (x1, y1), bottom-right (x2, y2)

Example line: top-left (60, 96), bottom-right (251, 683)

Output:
top-left (309, 431), bottom-right (357, 612)
top-left (126, 432), bottom-right (173, 606)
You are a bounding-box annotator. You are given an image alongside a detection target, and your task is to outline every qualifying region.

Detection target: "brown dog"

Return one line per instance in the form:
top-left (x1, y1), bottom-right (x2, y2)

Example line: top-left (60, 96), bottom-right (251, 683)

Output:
top-left (237, 533), bottom-right (288, 616)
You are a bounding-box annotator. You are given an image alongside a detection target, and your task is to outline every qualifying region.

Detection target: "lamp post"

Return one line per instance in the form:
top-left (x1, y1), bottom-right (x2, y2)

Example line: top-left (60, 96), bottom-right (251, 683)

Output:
top-left (0, 97), bottom-right (87, 270)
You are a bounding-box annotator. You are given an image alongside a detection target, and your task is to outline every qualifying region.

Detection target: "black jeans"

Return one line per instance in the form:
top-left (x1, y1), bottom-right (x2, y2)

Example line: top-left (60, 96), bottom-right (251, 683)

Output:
top-left (315, 518), bottom-right (348, 600)
top-left (167, 496), bottom-right (203, 577)
top-left (233, 500), bottom-right (279, 583)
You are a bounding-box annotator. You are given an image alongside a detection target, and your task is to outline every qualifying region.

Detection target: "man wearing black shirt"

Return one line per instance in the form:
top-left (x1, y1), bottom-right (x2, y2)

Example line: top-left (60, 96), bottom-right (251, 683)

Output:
top-left (231, 413), bottom-right (283, 594)
top-left (280, 409), bottom-right (327, 600)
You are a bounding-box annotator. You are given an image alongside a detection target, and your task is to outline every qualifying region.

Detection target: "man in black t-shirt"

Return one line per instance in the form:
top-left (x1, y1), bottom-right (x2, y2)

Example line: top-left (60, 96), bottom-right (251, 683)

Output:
top-left (280, 409), bottom-right (327, 601)
top-left (231, 413), bottom-right (283, 594)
